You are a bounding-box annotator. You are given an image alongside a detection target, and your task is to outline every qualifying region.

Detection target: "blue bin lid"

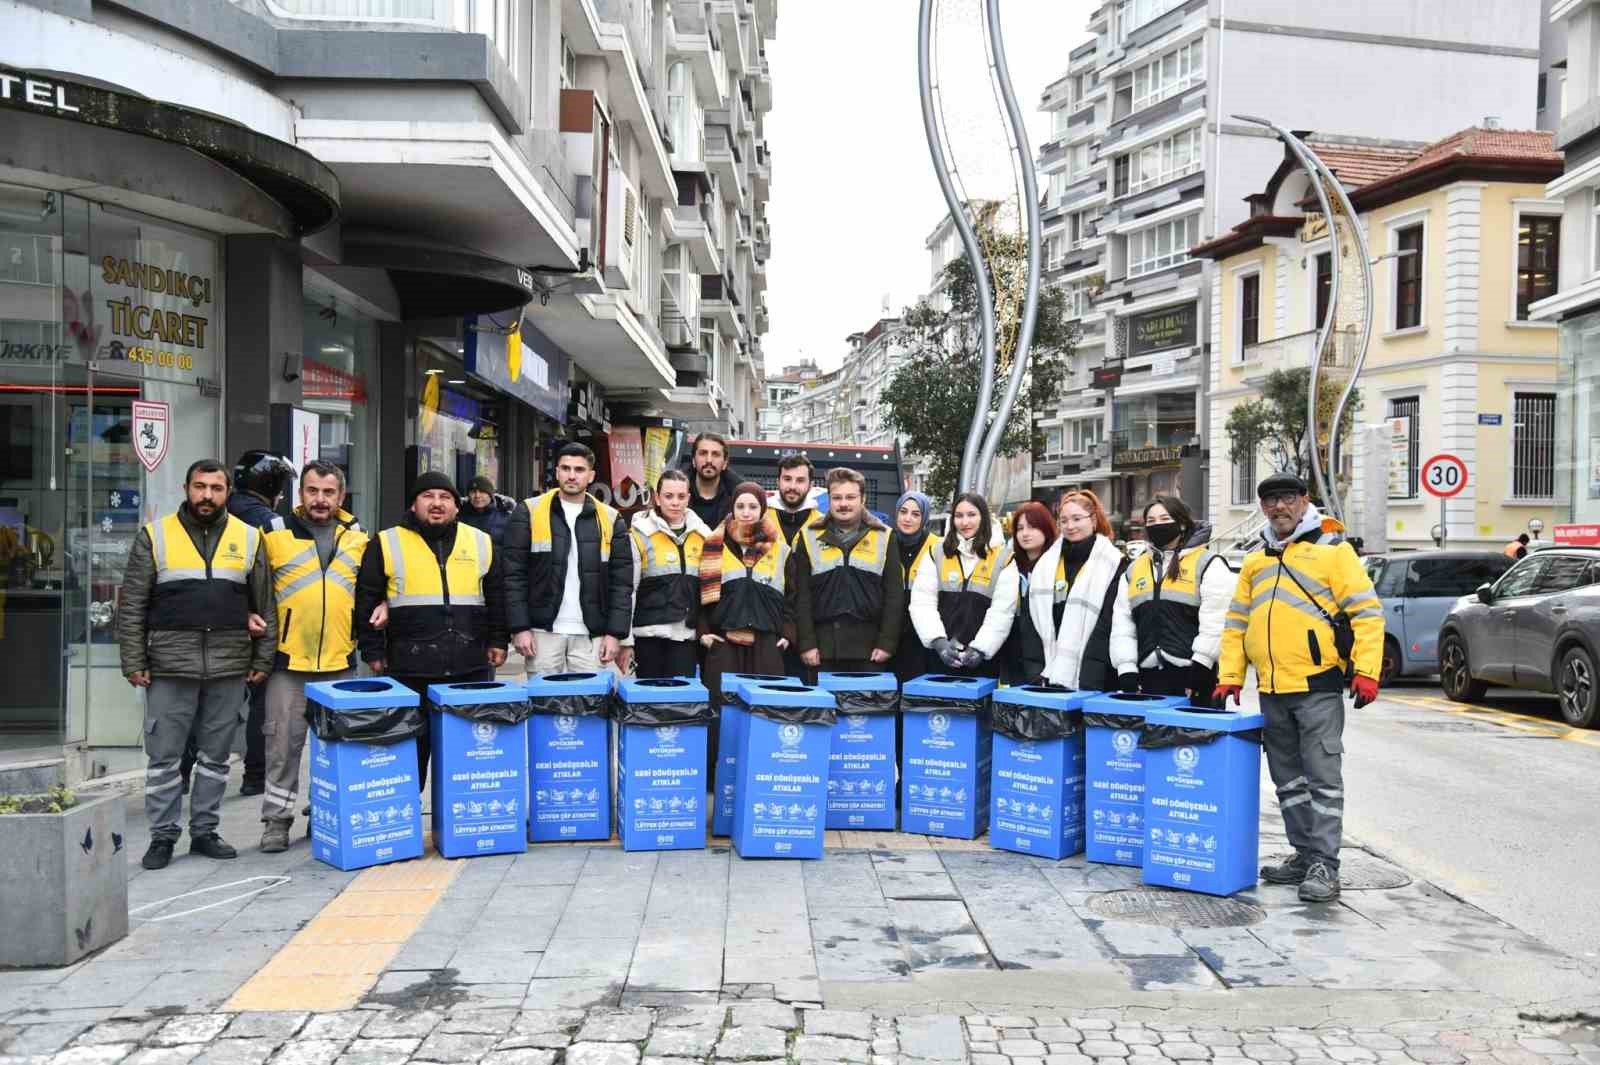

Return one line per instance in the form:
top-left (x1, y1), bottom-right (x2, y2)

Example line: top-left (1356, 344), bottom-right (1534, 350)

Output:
top-left (524, 671), bottom-right (615, 697)
top-left (618, 676), bottom-right (711, 704)
top-left (902, 673), bottom-right (998, 699)
top-left (426, 680), bottom-right (528, 706)
top-left (1082, 691), bottom-right (1188, 719)
top-left (816, 671), bottom-right (898, 693)
top-left (1144, 704), bottom-right (1265, 732)
top-left (305, 676), bottom-right (420, 710)
top-left (993, 685), bottom-right (1099, 711)
top-left (740, 683), bottom-right (837, 710)
top-left (723, 673), bottom-right (797, 701)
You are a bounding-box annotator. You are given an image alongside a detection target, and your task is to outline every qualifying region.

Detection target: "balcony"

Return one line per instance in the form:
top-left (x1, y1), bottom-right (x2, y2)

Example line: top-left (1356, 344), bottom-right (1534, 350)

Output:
top-left (672, 197), bottom-right (723, 275)
top-left (706, 125), bottom-right (748, 208)
top-left (752, 142), bottom-right (771, 201)
top-left (702, 273), bottom-right (739, 332)
top-left (1238, 327), bottom-right (1357, 383)
top-left (713, 1), bottom-right (750, 78)
top-left (671, 5), bottom-right (729, 106)
top-left (575, 0), bottom-right (675, 201)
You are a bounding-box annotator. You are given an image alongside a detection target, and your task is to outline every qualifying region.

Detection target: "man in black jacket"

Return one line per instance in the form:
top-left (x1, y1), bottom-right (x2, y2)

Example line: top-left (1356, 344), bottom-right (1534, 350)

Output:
top-left (503, 443), bottom-right (634, 674)
top-left (356, 472), bottom-right (508, 787)
top-left (684, 432), bottom-right (742, 529)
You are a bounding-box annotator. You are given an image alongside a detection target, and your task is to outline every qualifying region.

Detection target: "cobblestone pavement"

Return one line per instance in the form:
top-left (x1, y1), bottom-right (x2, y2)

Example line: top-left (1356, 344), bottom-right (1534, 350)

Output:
top-left (4, 1002), bottom-right (1600, 1065)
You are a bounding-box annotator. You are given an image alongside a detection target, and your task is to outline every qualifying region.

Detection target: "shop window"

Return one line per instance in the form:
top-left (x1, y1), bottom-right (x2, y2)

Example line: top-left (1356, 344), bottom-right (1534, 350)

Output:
top-left (1389, 395), bottom-right (1420, 499)
top-left (1513, 391), bottom-right (1556, 500)
top-left (1517, 214), bottom-right (1560, 320)
top-left (1394, 223), bottom-right (1424, 330)
top-left (301, 283), bottom-right (381, 530)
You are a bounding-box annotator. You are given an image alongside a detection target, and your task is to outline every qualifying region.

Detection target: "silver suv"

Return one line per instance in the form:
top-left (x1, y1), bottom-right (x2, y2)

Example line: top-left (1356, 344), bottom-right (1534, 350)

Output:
top-left (1438, 546), bottom-right (1600, 727)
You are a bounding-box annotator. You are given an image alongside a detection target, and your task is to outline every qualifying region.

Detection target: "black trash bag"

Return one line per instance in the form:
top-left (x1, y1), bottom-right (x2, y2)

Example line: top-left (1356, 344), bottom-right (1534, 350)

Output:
top-left (733, 686), bottom-right (838, 726)
top-left (990, 703), bottom-right (1084, 742)
top-left (427, 681), bottom-right (534, 725)
top-left (611, 679), bottom-right (716, 726)
top-left (901, 676), bottom-right (988, 718)
top-left (1140, 723), bottom-right (1263, 749)
top-left (829, 685), bottom-right (899, 716)
top-left (528, 674), bottom-right (612, 718)
top-left (1083, 692), bottom-right (1172, 731)
top-left (304, 701), bottom-right (425, 745)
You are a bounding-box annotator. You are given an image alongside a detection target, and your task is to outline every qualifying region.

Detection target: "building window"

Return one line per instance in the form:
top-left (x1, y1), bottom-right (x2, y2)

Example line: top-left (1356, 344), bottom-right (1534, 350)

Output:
top-left (1114, 155), bottom-right (1131, 198)
top-left (1127, 213), bottom-right (1197, 278)
top-left (1239, 272), bottom-right (1260, 355)
top-left (1050, 171), bottom-right (1071, 208)
top-left (1062, 282), bottom-right (1089, 319)
top-left (1043, 426), bottom-right (1064, 457)
top-left (561, 36), bottom-right (576, 89)
top-left (1232, 447), bottom-right (1256, 506)
top-left (1131, 39), bottom-right (1203, 114)
top-left (1052, 106), bottom-right (1073, 139)
top-left (667, 62), bottom-right (703, 165)
top-left (1070, 418), bottom-right (1103, 455)
top-left (1513, 392), bottom-right (1556, 499)
top-left (1117, 0), bottom-right (1183, 40)
top-left (1129, 126), bottom-right (1201, 195)
top-left (1394, 223), bottom-right (1424, 330)
top-left (1315, 252), bottom-right (1332, 328)
top-left (1517, 214), bottom-right (1560, 319)
top-left (1389, 395), bottom-right (1420, 499)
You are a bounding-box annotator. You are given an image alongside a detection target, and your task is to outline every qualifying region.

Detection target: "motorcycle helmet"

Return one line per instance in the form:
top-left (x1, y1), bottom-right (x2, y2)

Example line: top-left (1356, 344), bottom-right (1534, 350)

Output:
top-left (234, 450), bottom-right (296, 503)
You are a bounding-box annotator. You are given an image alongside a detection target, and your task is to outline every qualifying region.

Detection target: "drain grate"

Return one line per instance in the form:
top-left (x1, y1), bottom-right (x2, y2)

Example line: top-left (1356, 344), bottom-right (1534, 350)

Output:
top-left (1087, 887), bottom-right (1267, 928)
top-left (1338, 851), bottom-right (1412, 890)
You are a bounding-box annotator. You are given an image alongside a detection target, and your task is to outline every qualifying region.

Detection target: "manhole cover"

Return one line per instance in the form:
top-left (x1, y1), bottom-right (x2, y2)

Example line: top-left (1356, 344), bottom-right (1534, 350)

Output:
top-left (1087, 887), bottom-right (1266, 928)
top-left (1338, 851), bottom-right (1412, 890)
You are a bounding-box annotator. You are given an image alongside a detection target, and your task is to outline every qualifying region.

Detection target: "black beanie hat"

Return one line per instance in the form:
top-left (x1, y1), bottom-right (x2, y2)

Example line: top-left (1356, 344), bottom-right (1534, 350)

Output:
top-left (468, 475), bottom-right (496, 496)
top-left (408, 471), bottom-right (460, 506)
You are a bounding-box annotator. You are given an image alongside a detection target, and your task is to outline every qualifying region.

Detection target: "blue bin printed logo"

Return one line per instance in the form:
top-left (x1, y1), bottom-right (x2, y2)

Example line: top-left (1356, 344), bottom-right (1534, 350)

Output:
top-left (555, 715), bottom-right (578, 736)
top-left (778, 723), bottom-right (804, 750)
top-left (844, 714), bottom-right (868, 730)
top-left (928, 713), bottom-right (952, 741)
top-left (1174, 746), bottom-right (1199, 774)
top-left (472, 722), bottom-right (498, 748)
top-left (1112, 730), bottom-right (1136, 756)
top-left (653, 726), bottom-right (682, 753)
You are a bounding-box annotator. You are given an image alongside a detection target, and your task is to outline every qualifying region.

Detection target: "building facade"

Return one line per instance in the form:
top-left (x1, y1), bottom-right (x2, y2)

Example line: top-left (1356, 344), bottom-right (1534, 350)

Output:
top-left (0, 0), bottom-right (775, 778)
top-left (1031, 0), bottom-right (1543, 535)
top-left (1197, 128), bottom-right (1564, 552)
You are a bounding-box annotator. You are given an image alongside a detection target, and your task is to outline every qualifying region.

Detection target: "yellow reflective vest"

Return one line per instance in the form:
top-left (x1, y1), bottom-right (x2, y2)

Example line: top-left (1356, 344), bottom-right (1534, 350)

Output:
top-left (630, 517), bottom-right (705, 628)
top-left (799, 519), bottom-right (890, 623)
top-left (1125, 545), bottom-right (1220, 666)
top-left (709, 535), bottom-right (790, 634)
top-left (934, 540), bottom-right (1013, 646)
top-left (1219, 517), bottom-right (1384, 693)
top-left (262, 509), bottom-right (368, 672)
top-left (527, 490), bottom-right (615, 561)
top-left (379, 524), bottom-right (492, 609)
top-left (146, 511), bottom-right (259, 630)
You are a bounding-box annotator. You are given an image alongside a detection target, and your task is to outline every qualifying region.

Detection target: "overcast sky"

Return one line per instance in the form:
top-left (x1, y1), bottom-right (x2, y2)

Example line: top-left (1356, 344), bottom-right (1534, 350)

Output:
top-left (763, 1), bottom-right (1097, 373)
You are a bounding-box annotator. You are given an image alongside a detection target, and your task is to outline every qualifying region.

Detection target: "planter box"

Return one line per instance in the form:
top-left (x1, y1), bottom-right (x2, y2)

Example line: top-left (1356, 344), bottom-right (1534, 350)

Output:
top-left (0, 793), bottom-right (128, 967)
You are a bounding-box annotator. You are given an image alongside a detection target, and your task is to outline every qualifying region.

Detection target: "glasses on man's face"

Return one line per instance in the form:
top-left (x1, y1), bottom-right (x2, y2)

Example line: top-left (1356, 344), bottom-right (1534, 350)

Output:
top-left (1261, 492), bottom-right (1300, 509)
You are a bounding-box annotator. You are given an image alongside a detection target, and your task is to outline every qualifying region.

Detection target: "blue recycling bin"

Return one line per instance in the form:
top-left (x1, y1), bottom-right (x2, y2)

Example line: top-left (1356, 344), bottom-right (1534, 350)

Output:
top-left (900, 674), bottom-right (997, 838)
top-left (615, 676), bottom-right (714, 851)
top-left (817, 671), bottom-right (899, 830)
top-left (989, 685), bottom-right (1097, 859)
top-left (1140, 704), bottom-right (1265, 896)
top-left (713, 673), bottom-right (796, 837)
top-left (1083, 692), bottom-right (1187, 866)
top-left (304, 677), bottom-right (425, 871)
top-left (732, 683), bottom-right (837, 859)
top-left (428, 681), bottom-right (532, 859)
top-left (524, 672), bottom-right (614, 843)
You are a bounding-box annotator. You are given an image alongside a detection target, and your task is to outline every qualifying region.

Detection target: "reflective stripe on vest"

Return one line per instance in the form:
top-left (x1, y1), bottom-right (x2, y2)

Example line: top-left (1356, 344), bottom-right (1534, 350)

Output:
top-left (635, 526), bottom-right (705, 579)
top-left (381, 525), bottom-right (491, 608)
top-left (524, 491), bottom-right (614, 561)
top-left (264, 512), bottom-right (369, 671)
top-left (904, 531), bottom-right (937, 587)
top-left (1127, 547), bottom-right (1211, 610)
top-left (721, 537), bottom-right (789, 592)
top-left (148, 512), bottom-right (257, 585)
top-left (935, 541), bottom-right (1011, 599)
top-left (801, 524), bottom-right (889, 577)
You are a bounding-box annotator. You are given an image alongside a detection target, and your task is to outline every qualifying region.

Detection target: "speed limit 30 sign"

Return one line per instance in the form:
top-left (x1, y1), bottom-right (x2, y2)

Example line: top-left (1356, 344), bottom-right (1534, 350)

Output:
top-left (1421, 453), bottom-right (1469, 498)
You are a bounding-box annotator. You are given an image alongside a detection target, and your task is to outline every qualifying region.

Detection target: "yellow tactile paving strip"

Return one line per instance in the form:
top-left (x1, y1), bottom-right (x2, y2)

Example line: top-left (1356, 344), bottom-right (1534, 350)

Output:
top-left (224, 842), bottom-right (463, 1013)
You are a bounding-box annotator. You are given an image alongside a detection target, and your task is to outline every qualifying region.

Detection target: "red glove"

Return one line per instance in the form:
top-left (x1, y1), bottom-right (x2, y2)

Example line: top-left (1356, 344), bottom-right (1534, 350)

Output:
top-left (1212, 684), bottom-right (1242, 706)
top-left (1350, 675), bottom-right (1379, 708)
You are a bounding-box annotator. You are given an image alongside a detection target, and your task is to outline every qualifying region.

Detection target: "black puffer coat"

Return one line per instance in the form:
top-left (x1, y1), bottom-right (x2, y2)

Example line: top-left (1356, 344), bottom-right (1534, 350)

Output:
top-left (502, 491), bottom-right (634, 638)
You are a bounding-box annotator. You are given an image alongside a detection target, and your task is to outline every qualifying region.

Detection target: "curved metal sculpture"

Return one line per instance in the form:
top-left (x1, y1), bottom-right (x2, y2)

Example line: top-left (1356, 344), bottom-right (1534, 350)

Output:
top-left (917, 0), bottom-right (1044, 497)
top-left (1235, 116), bottom-right (1374, 524)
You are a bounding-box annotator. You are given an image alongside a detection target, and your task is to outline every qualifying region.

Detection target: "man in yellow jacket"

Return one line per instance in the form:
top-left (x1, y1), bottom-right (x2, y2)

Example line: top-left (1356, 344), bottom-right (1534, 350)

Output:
top-left (1214, 473), bottom-right (1384, 904)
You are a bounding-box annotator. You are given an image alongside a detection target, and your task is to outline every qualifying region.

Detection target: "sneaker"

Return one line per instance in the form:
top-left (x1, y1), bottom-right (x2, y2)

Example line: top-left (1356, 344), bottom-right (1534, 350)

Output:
top-left (189, 833), bottom-right (239, 860)
top-left (1260, 851), bottom-right (1310, 884)
top-left (260, 822), bottom-right (291, 854)
top-left (1298, 860), bottom-right (1340, 903)
top-left (141, 839), bottom-right (176, 870)
top-left (239, 780), bottom-right (265, 797)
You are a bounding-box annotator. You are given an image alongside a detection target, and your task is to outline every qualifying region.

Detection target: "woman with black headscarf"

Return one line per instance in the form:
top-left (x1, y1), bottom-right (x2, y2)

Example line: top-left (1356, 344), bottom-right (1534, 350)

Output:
top-left (888, 490), bottom-right (938, 681)
top-left (1109, 495), bottom-right (1234, 700)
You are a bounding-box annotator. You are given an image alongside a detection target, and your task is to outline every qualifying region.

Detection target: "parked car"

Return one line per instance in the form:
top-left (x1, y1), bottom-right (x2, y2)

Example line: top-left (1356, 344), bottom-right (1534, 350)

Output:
top-left (1437, 546), bottom-right (1600, 727)
top-left (1364, 551), bottom-right (1514, 684)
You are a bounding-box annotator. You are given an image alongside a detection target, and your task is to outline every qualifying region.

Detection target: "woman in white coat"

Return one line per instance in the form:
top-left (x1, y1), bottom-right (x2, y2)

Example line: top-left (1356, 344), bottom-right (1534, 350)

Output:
top-left (909, 492), bottom-right (1018, 677)
top-left (1029, 489), bottom-right (1130, 691)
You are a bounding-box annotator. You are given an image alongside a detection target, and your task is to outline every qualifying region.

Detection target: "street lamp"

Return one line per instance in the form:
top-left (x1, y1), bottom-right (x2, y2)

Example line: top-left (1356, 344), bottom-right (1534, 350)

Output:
top-left (1529, 517), bottom-right (1544, 541)
top-left (1430, 523), bottom-right (1445, 547)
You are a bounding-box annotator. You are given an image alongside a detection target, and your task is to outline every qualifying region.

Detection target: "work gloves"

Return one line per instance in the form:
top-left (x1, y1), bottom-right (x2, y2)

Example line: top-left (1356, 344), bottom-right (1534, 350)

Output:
top-left (931, 638), bottom-right (964, 670)
top-left (1212, 684), bottom-right (1243, 706)
top-left (1117, 673), bottom-right (1141, 693)
top-left (1350, 674), bottom-right (1379, 709)
top-left (957, 647), bottom-right (984, 670)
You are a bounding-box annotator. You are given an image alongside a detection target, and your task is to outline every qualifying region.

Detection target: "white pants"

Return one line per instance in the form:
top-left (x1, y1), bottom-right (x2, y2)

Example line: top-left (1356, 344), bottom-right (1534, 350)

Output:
top-left (530, 631), bottom-right (606, 675)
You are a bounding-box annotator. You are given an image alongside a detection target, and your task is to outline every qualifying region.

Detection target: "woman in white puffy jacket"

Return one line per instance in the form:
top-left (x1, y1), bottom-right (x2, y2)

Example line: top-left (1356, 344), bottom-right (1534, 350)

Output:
top-left (909, 492), bottom-right (1018, 677)
top-left (1028, 489), bottom-right (1130, 691)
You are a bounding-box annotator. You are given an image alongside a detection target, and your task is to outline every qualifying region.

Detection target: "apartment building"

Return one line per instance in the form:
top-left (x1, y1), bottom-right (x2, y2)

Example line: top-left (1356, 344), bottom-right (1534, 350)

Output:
top-left (0, 0), bottom-right (773, 777)
top-left (773, 320), bottom-right (907, 447)
top-left (1031, 0), bottom-right (1542, 534)
top-left (1197, 127), bottom-right (1563, 551)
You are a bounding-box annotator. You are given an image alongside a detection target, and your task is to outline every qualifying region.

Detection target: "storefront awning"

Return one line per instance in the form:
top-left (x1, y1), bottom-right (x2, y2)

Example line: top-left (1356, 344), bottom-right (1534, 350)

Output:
top-left (340, 232), bottom-right (537, 319)
top-left (0, 64), bottom-right (339, 235)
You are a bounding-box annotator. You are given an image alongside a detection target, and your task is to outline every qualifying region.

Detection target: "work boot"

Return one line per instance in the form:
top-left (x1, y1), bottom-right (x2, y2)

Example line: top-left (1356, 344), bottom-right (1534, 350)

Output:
top-left (260, 821), bottom-right (291, 854)
top-left (1260, 851), bottom-right (1310, 884)
top-left (1298, 860), bottom-right (1340, 903)
top-left (142, 839), bottom-right (176, 870)
top-left (189, 833), bottom-right (238, 860)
